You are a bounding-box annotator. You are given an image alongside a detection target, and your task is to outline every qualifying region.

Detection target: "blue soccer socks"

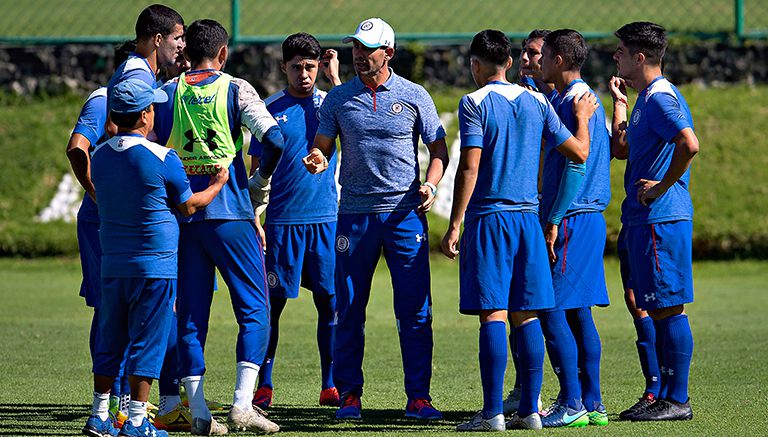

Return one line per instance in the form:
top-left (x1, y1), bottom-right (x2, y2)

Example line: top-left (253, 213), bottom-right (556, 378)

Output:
top-left (540, 310), bottom-right (582, 410)
top-left (314, 293), bottom-right (336, 391)
top-left (658, 314), bottom-right (694, 403)
top-left (479, 321), bottom-right (507, 418)
top-left (515, 319), bottom-right (546, 417)
top-left (567, 308), bottom-right (603, 411)
top-left (634, 316), bottom-right (661, 397)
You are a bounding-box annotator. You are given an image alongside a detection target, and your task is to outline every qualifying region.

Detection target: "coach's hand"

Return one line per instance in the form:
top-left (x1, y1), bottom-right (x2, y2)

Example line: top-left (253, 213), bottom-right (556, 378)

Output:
top-left (441, 227), bottom-right (460, 260)
top-left (303, 148), bottom-right (329, 174)
top-left (636, 178), bottom-right (665, 206)
top-left (573, 92), bottom-right (599, 120)
top-left (418, 184), bottom-right (436, 215)
top-left (544, 222), bottom-right (558, 264)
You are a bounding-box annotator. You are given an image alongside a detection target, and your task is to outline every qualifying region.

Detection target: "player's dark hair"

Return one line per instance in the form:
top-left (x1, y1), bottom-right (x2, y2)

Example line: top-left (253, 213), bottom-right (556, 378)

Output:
top-left (614, 21), bottom-right (667, 65)
top-left (544, 29), bottom-right (588, 70)
top-left (282, 32), bottom-right (322, 62)
top-left (135, 4), bottom-right (184, 41)
top-left (110, 105), bottom-right (151, 129)
top-left (114, 39), bottom-right (137, 67)
top-left (526, 29), bottom-right (551, 43)
top-left (470, 29), bottom-right (513, 66)
top-left (185, 19), bottom-right (229, 64)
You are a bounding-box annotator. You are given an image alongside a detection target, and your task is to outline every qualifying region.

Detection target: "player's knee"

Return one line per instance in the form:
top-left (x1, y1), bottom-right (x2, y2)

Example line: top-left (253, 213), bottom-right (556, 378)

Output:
top-left (508, 310), bottom-right (536, 327)
top-left (648, 305), bottom-right (685, 321)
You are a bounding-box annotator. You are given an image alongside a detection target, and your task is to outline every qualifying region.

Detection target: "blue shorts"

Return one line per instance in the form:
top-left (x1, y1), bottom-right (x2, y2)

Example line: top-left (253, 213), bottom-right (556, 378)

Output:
top-left (547, 212), bottom-right (609, 310)
top-left (77, 219), bottom-right (102, 308)
top-left (93, 277), bottom-right (175, 379)
top-left (460, 211), bottom-right (554, 314)
top-left (626, 220), bottom-right (694, 310)
top-left (265, 222), bottom-right (336, 299)
top-left (617, 226), bottom-right (633, 291)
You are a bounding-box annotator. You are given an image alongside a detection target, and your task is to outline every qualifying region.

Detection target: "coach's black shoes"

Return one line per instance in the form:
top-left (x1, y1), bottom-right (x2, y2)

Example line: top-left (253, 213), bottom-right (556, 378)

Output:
top-left (630, 398), bottom-right (693, 421)
top-left (619, 393), bottom-right (656, 420)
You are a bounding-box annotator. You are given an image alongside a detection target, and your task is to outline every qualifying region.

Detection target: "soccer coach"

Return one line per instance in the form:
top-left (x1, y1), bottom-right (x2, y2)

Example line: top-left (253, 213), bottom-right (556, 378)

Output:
top-left (304, 17), bottom-right (449, 421)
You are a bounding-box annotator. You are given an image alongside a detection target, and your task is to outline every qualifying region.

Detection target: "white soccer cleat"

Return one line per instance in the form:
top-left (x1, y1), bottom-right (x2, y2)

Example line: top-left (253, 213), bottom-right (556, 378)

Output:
top-left (456, 411), bottom-right (505, 432)
top-left (506, 412), bottom-right (543, 430)
top-left (227, 405), bottom-right (279, 433)
top-left (502, 388), bottom-right (543, 415)
top-left (190, 417), bottom-right (228, 435)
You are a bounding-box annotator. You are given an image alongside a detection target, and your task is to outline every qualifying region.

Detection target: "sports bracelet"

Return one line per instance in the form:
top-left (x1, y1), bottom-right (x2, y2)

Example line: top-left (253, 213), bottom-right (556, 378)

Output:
top-left (423, 181), bottom-right (438, 196)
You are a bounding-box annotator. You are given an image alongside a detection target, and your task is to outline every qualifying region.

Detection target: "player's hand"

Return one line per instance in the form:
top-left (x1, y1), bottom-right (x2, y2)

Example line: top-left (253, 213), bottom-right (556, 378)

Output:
top-left (248, 170), bottom-right (271, 209)
top-left (441, 227), bottom-right (460, 260)
top-left (254, 217), bottom-right (267, 251)
top-left (544, 222), bottom-right (558, 264)
top-left (303, 148), bottom-right (329, 174)
top-left (635, 178), bottom-right (665, 206)
top-left (417, 185), bottom-right (436, 215)
top-left (609, 76), bottom-right (628, 103)
top-left (210, 166), bottom-right (229, 186)
top-left (573, 92), bottom-right (599, 120)
top-left (321, 49), bottom-right (341, 86)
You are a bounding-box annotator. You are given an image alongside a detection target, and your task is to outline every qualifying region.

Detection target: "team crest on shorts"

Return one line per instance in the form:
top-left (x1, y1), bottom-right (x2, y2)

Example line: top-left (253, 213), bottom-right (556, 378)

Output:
top-left (336, 235), bottom-right (350, 252)
top-left (390, 102), bottom-right (403, 114)
top-left (267, 272), bottom-right (279, 288)
top-left (632, 109), bottom-right (641, 125)
top-left (361, 21), bottom-right (373, 31)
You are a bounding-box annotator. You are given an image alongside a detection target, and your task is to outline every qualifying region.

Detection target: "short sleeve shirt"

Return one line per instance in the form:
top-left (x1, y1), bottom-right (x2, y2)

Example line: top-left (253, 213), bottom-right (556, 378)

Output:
top-left (72, 87), bottom-right (108, 223)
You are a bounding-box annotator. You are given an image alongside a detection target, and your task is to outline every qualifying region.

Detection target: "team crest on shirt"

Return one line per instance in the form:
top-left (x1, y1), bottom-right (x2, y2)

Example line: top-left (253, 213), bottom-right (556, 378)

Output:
top-left (336, 235), bottom-right (350, 252)
top-left (632, 109), bottom-right (641, 125)
top-left (390, 102), bottom-right (403, 114)
top-left (361, 21), bottom-right (374, 31)
top-left (267, 272), bottom-right (279, 288)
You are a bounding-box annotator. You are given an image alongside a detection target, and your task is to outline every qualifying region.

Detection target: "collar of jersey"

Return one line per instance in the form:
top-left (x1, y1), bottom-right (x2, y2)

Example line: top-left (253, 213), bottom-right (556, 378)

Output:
top-left (354, 68), bottom-right (396, 91)
top-left (640, 75), bottom-right (666, 97)
top-left (184, 69), bottom-right (221, 86)
top-left (114, 132), bottom-right (143, 138)
top-left (488, 80), bottom-right (512, 86)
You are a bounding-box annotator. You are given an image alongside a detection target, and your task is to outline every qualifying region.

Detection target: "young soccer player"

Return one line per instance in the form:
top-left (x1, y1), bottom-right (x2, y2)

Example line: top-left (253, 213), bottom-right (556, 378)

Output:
top-left (442, 29), bottom-right (597, 431)
top-left (537, 29), bottom-right (611, 427)
top-left (610, 21), bottom-right (698, 422)
top-left (153, 19), bottom-right (285, 435)
top-left (249, 32), bottom-right (342, 410)
top-left (84, 78), bottom-right (227, 437)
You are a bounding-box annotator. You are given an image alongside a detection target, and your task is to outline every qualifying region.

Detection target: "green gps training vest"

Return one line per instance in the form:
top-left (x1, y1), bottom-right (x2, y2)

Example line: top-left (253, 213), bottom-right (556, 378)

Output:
top-left (168, 72), bottom-right (241, 175)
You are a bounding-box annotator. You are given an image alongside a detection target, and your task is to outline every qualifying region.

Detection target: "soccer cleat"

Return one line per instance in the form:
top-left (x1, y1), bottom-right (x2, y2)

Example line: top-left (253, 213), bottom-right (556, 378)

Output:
top-left (540, 402), bottom-right (589, 428)
top-left (455, 411), bottom-right (505, 432)
top-left (587, 405), bottom-right (609, 426)
top-left (227, 405), bottom-right (279, 433)
top-left (405, 398), bottom-right (443, 420)
top-left (630, 398), bottom-right (693, 421)
top-left (619, 393), bottom-right (656, 420)
top-left (336, 394), bottom-right (362, 420)
top-left (117, 417), bottom-right (168, 437)
top-left (113, 411), bottom-right (128, 428)
top-left (153, 404), bottom-right (192, 432)
top-left (505, 412), bottom-right (542, 430)
top-left (319, 387), bottom-right (340, 406)
top-left (190, 417), bottom-right (228, 435)
top-left (252, 386), bottom-right (273, 409)
top-left (108, 396), bottom-right (120, 418)
top-left (502, 387), bottom-right (543, 415)
top-left (147, 401), bottom-right (159, 419)
top-left (82, 414), bottom-right (120, 437)
top-left (182, 399), bottom-right (226, 412)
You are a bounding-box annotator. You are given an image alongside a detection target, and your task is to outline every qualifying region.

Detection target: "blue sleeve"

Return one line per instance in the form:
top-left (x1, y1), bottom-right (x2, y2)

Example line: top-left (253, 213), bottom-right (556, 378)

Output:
top-left (647, 93), bottom-right (692, 142)
top-left (123, 68), bottom-right (157, 89)
top-left (153, 83), bottom-right (177, 146)
top-left (542, 99), bottom-right (572, 147)
top-left (316, 89), bottom-right (340, 139)
top-left (458, 95), bottom-right (483, 148)
top-left (547, 160), bottom-right (586, 225)
top-left (416, 86), bottom-right (446, 144)
top-left (163, 150), bottom-right (192, 205)
top-left (257, 125), bottom-right (285, 178)
top-left (72, 94), bottom-right (107, 146)
top-left (248, 133), bottom-right (264, 158)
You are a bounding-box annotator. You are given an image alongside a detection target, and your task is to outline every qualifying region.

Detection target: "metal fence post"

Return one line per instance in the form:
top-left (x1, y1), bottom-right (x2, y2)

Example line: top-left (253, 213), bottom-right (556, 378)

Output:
top-left (231, 0), bottom-right (240, 45)
top-left (735, 0), bottom-right (744, 39)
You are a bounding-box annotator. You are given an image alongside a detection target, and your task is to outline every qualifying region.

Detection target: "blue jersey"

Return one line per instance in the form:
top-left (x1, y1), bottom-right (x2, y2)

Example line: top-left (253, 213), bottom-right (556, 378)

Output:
top-left (623, 77), bottom-right (694, 226)
top-left (107, 54), bottom-right (156, 109)
top-left (154, 70), bottom-right (278, 223)
top-left (91, 133), bottom-right (192, 278)
top-left (458, 81), bottom-right (571, 222)
top-left (249, 88), bottom-right (338, 224)
top-left (540, 79), bottom-right (611, 220)
top-left (73, 87), bottom-right (108, 223)
top-left (317, 70), bottom-right (446, 214)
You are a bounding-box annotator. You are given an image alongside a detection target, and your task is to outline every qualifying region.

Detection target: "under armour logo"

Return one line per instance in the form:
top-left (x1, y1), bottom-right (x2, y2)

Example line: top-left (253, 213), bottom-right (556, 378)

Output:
top-left (144, 428), bottom-right (156, 436)
top-left (415, 233), bottom-right (426, 243)
top-left (554, 367), bottom-right (561, 374)
top-left (275, 114), bottom-right (288, 123)
top-left (667, 367), bottom-right (675, 376)
top-left (183, 128), bottom-right (219, 152)
top-left (644, 293), bottom-right (656, 302)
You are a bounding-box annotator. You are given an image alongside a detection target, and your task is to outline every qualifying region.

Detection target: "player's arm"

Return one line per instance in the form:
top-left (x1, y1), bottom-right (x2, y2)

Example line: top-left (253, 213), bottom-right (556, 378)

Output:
top-left (66, 134), bottom-right (96, 201)
top-left (609, 76), bottom-right (630, 160)
top-left (418, 137), bottom-right (449, 214)
top-left (637, 127), bottom-right (699, 206)
top-left (303, 134), bottom-right (335, 174)
top-left (176, 168), bottom-right (229, 217)
top-left (320, 49), bottom-right (342, 87)
top-left (544, 159), bottom-right (586, 263)
top-left (441, 147), bottom-right (481, 260)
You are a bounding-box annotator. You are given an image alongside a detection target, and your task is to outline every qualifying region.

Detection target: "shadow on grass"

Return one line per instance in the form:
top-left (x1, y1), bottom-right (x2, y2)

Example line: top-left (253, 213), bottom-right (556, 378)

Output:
top-left (0, 403), bottom-right (469, 435)
top-left (0, 403), bottom-right (89, 436)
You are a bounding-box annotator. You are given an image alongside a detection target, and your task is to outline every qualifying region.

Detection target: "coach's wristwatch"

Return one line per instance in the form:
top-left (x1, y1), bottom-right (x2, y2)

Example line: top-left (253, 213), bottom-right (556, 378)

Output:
top-left (422, 181), bottom-right (438, 196)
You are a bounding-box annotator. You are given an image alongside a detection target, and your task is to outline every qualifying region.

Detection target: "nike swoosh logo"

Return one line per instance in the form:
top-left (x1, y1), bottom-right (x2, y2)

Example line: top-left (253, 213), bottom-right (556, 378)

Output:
top-left (563, 410), bottom-right (585, 422)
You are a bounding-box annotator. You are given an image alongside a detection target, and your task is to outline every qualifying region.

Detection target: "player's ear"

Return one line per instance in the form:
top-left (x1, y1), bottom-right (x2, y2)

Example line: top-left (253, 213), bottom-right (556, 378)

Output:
top-left (280, 62), bottom-right (287, 74)
top-left (555, 54), bottom-right (564, 69)
top-left (218, 45), bottom-right (228, 66)
top-left (636, 51), bottom-right (646, 66)
top-left (504, 56), bottom-right (513, 71)
top-left (153, 33), bottom-right (162, 49)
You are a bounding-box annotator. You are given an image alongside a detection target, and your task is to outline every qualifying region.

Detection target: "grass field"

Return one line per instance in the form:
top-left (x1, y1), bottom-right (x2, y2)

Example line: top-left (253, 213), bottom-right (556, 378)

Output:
top-left (0, 256), bottom-right (766, 436)
top-left (0, 0), bottom-right (759, 41)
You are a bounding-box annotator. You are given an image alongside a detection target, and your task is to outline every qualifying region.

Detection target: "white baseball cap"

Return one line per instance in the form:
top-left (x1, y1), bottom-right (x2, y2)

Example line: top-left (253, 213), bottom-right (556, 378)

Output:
top-left (343, 18), bottom-right (395, 48)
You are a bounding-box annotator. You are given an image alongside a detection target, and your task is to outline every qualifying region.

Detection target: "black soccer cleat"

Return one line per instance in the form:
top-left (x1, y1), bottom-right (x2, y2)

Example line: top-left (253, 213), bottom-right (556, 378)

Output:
top-left (619, 393), bottom-right (656, 420)
top-left (631, 398), bottom-right (693, 421)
